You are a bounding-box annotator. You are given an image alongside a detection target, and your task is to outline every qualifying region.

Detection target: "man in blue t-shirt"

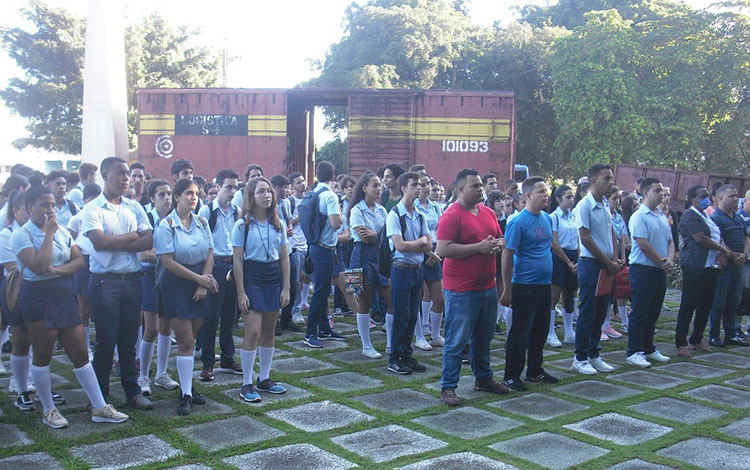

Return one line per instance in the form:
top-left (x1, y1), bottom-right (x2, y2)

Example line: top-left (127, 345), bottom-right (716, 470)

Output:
top-left (500, 176), bottom-right (558, 391)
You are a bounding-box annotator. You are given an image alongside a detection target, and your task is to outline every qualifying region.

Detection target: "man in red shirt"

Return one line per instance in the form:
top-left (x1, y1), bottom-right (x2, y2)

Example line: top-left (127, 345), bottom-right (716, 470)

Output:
top-left (436, 169), bottom-right (510, 406)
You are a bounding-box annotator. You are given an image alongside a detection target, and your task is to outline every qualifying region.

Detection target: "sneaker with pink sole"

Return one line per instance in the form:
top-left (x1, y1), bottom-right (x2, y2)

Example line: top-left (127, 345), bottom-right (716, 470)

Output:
top-left (602, 326), bottom-right (622, 338)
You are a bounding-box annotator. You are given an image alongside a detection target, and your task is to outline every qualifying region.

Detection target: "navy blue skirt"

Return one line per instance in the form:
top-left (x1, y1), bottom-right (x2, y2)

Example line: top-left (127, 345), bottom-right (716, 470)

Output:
top-left (73, 255), bottom-right (90, 295)
top-left (158, 262), bottom-right (210, 319)
top-left (423, 243), bottom-right (443, 282)
top-left (350, 242), bottom-right (389, 288)
top-left (141, 266), bottom-right (157, 312)
top-left (243, 259), bottom-right (282, 312)
top-left (19, 277), bottom-right (81, 329)
top-left (552, 248), bottom-right (579, 288)
top-left (332, 245), bottom-right (347, 278)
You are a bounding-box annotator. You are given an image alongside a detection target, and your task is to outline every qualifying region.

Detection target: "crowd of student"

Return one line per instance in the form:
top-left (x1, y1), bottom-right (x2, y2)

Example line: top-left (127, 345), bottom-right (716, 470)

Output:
top-left (0, 155), bottom-right (747, 426)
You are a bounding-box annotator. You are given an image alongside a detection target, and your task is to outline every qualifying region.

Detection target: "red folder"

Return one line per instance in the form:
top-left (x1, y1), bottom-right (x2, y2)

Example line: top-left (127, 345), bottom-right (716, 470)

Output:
top-left (596, 268), bottom-right (615, 296)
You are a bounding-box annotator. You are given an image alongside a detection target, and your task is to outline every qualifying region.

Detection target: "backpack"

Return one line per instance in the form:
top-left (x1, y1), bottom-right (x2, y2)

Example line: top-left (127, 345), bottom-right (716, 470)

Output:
top-left (208, 205), bottom-right (239, 232)
top-left (377, 206), bottom-right (422, 278)
top-left (298, 186), bottom-right (330, 245)
top-left (67, 200), bottom-right (78, 216)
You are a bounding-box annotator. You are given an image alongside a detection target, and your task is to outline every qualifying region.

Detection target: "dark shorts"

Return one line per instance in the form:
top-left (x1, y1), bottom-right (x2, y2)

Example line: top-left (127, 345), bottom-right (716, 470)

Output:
top-left (350, 242), bottom-right (389, 288)
top-left (552, 249), bottom-right (579, 288)
top-left (19, 277), bottom-right (81, 329)
top-left (423, 243), bottom-right (443, 282)
top-left (73, 255), bottom-right (90, 296)
top-left (141, 266), bottom-right (157, 312)
top-left (158, 263), bottom-right (210, 319)
top-left (243, 259), bottom-right (282, 312)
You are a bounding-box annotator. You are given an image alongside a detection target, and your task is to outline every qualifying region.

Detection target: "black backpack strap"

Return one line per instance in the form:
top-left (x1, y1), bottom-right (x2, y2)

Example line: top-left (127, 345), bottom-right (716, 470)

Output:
top-left (67, 200), bottom-right (78, 216)
top-left (243, 218), bottom-right (250, 253)
top-left (289, 196), bottom-right (296, 215)
top-left (209, 205), bottom-right (218, 232)
top-left (147, 211), bottom-right (155, 229)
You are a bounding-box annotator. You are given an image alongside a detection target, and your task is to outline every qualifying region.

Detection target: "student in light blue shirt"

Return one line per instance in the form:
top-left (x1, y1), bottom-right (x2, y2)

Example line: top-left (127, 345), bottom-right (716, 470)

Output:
top-left (231, 164), bottom-right (264, 209)
top-left (136, 179), bottom-right (179, 395)
top-left (270, 174), bottom-right (299, 334)
top-left (232, 177), bottom-right (290, 403)
top-left (67, 163), bottom-right (98, 210)
top-left (154, 179), bottom-right (216, 416)
top-left (45, 171), bottom-right (78, 229)
top-left (549, 185), bottom-right (579, 346)
top-left (14, 184), bottom-right (128, 428)
top-left (386, 172), bottom-right (432, 375)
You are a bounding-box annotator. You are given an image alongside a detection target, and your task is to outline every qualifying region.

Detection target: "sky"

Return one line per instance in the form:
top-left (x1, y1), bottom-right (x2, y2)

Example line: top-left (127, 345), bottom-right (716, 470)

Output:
top-left (0, 0), bottom-right (714, 169)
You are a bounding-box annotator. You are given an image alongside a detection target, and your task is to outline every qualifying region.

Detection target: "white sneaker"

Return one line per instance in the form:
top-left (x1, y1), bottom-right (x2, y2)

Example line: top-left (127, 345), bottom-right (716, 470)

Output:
top-left (645, 350), bottom-right (670, 363)
top-left (292, 312), bottom-right (305, 324)
top-left (42, 408), bottom-right (68, 429)
top-left (589, 357), bottom-right (615, 372)
top-left (91, 403), bottom-right (129, 423)
top-left (546, 333), bottom-right (562, 348)
top-left (153, 373), bottom-right (179, 390)
top-left (361, 347), bottom-right (382, 359)
top-left (8, 377), bottom-right (36, 394)
top-left (563, 332), bottom-right (576, 343)
top-left (572, 358), bottom-right (597, 375)
top-left (137, 376), bottom-right (152, 395)
top-left (414, 338), bottom-right (433, 351)
top-left (626, 352), bottom-right (652, 368)
top-left (430, 336), bottom-right (445, 347)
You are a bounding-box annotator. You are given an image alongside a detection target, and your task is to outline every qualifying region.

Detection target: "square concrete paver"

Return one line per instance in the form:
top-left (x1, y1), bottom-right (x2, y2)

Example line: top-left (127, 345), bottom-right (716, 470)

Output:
top-left (725, 376), bottom-right (750, 388)
top-left (166, 466), bottom-right (211, 470)
top-left (489, 431), bottom-right (608, 469)
top-left (554, 380), bottom-right (642, 403)
top-left (177, 416), bottom-right (284, 452)
top-left (628, 397), bottom-right (727, 424)
top-left (412, 407), bottom-right (523, 439)
top-left (0, 424), bottom-right (32, 448)
top-left (658, 437), bottom-right (750, 469)
top-left (331, 424), bottom-right (447, 463)
top-left (302, 371), bottom-right (383, 392)
top-left (656, 362), bottom-right (730, 378)
top-left (222, 383), bottom-right (312, 406)
top-left (224, 443), bottom-right (355, 469)
top-left (694, 352), bottom-right (750, 368)
top-left (266, 401), bottom-right (373, 432)
top-left (352, 388), bottom-right (437, 415)
top-left (682, 384), bottom-right (750, 408)
top-left (564, 412), bottom-right (672, 445)
top-left (719, 416), bottom-right (750, 439)
top-left (0, 452), bottom-right (63, 470)
top-left (398, 452), bottom-right (519, 469)
top-left (47, 412), bottom-right (134, 439)
top-left (609, 460), bottom-right (672, 470)
top-left (70, 434), bottom-right (182, 469)
top-left (151, 397), bottom-right (234, 418)
top-left (272, 356), bottom-right (338, 374)
top-left (328, 349), bottom-right (387, 365)
top-left (424, 375), bottom-right (491, 400)
top-left (487, 393), bottom-right (588, 421)
top-left (607, 370), bottom-right (689, 389)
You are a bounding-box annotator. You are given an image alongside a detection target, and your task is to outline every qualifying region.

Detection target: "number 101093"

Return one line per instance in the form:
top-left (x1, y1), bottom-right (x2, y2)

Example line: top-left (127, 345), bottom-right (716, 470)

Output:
top-left (442, 140), bottom-right (489, 153)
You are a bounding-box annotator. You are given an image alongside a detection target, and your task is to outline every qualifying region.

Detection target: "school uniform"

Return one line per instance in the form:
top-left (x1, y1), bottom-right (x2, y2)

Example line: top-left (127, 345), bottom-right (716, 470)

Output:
top-left (349, 199), bottom-right (389, 287)
top-left (11, 221), bottom-right (79, 330)
top-left (67, 211), bottom-right (91, 298)
top-left (55, 200), bottom-right (77, 229)
top-left (333, 215), bottom-right (349, 278)
top-left (154, 210), bottom-right (214, 319)
top-left (0, 222), bottom-right (22, 328)
top-left (386, 201), bottom-right (429, 366)
top-left (415, 198), bottom-right (443, 281)
top-left (81, 193), bottom-right (151, 401)
top-left (140, 208), bottom-right (163, 312)
top-left (231, 216), bottom-right (289, 312)
top-left (306, 183), bottom-right (339, 340)
top-left (197, 200), bottom-right (239, 369)
top-left (277, 198), bottom-right (298, 327)
top-left (67, 182), bottom-right (86, 211)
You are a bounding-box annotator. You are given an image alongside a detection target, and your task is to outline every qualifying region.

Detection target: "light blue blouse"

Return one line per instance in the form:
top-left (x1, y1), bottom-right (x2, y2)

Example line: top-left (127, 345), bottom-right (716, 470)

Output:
top-left (11, 221), bottom-right (75, 281)
top-left (0, 222), bottom-right (20, 275)
top-left (415, 198), bottom-right (442, 243)
top-left (551, 207), bottom-right (579, 251)
top-left (154, 210), bottom-right (214, 266)
top-left (231, 217), bottom-right (289, 262)
top-left (387, 201), bottom-right (430, 265)
top-left (349, 199), bottom-right (388, 243)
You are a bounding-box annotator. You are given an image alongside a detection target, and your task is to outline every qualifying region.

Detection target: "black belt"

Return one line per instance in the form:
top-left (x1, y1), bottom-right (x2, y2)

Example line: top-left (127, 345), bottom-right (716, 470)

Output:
top-left (215, 256), bottom-right (233, 263)
top-left (393, 260), bottom-right (421, 270)
top-left (95, 271), bottom-right (145, 280)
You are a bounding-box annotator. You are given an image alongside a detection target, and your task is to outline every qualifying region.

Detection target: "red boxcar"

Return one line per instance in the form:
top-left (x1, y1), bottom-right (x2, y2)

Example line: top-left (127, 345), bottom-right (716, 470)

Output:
top-left (137, 88), bottom-right (516, 186)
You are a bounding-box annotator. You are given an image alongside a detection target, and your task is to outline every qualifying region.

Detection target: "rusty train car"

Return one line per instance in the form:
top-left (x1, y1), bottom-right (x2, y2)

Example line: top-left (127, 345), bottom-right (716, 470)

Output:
top-left (137, 88), bottom-right (516, 185)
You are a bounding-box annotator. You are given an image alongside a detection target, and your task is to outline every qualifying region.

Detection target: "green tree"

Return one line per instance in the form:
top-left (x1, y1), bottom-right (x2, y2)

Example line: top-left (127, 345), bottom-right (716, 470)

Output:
top-left (315, 136), bottom-right (347, 175)
top-left (1, 2), bottom-right (221, 155)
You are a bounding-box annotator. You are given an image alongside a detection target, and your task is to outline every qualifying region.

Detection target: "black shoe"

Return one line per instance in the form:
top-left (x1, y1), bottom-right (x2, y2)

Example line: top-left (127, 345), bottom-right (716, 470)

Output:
top-left (281, 322), bottom-right (302, 333)
top-left (274, 323), bottom-right (283, 336)
top-left (177, 394), bottom-right (192, 415)
top-left (525, 372), bottom-right (559, 384)
top-left (387, 361), bottom-right (412, 375)
top-left (371, 311), bottom-right (385, 325)
top-left (403, 357), bottom-right (426, 372)
top-left (461, 345), bottom-right (470, 364)
top-left (726, 336), bottom-right (750, 347)
top-left (191, 390), bottom-right (206, 405)
top-left (1, 341), bottom-right (11, 354)
top-left (320, 330), bottom-right (346, 341)
top-left (502, 377), bottom-right (528, 392)
top-left (495, 324), bottom-right (503, 335)
top-left (709, 338), bottom-right (726, 348)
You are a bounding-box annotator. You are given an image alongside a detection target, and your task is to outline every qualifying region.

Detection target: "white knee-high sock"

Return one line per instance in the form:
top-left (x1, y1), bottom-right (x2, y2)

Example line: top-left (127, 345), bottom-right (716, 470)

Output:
top-left (240, 349), bottom-right (256, 386)
top-left (135, 326), bottom-right (143, 361)
top-left (603, 311), bottom-right (611, 329)
top-left (176, 356), bottom-right (193, 397)
top-left (30, 365), bottom-right (53, 412)
top-left (139, 341), bottom-right (155, 380)
top-left (414, 311), bottom-right (425, 341)
top-left (73, 363), bottom-right (106, 409)
top-left (357, 313), bottom-right (373, 349)
top-left (385, 313), bottom-right (394, 349)
top-left (549, 310), bottom-right (557, 336)
top-left (156, 335), bottom-right (171, 377)
top-left (619, 305), bottom-right (629, 328)
top-left (10, 354), bottom-right (28, 394)
top-left (83, 326), bottom-right (91, 350)
top-left (421, 301), bottom-right (432, 326)
top-left (563, 310), bottom-right (575, 337)
top-left (301, 283), bottom-right (311, 304)
top-left (258, 347), bottom-right (274, 382)
top-left (430, 311), bottom-right (443, 338)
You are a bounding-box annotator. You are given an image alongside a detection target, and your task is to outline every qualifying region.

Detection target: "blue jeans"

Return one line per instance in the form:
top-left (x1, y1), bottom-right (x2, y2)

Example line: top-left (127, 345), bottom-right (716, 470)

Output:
top-left (390, 264), bottom-right (423, 362)
top-left (306, 245), bottom-right (334, 338)
top-left (88, 274), bottom-right (142, 400)
top-left (575, 257), bottom-right (612, 361)
top-left (440, 287), bottom-right (496, 389)
top-left (627, 264), bottom-right (666, 356)
top-left (505, 284), bottom-right (551, 380)
top-left (291, 250), bottom-right (306, 314)
top-left (199, 260), bottom-right (237, 368)
top-left (709, 265), bottom-right (741, 341)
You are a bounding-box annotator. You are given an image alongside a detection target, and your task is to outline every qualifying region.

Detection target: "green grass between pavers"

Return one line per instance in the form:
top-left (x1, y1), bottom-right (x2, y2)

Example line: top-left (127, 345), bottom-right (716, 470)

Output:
top-left (0, 289), bottom-right (748, 469)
